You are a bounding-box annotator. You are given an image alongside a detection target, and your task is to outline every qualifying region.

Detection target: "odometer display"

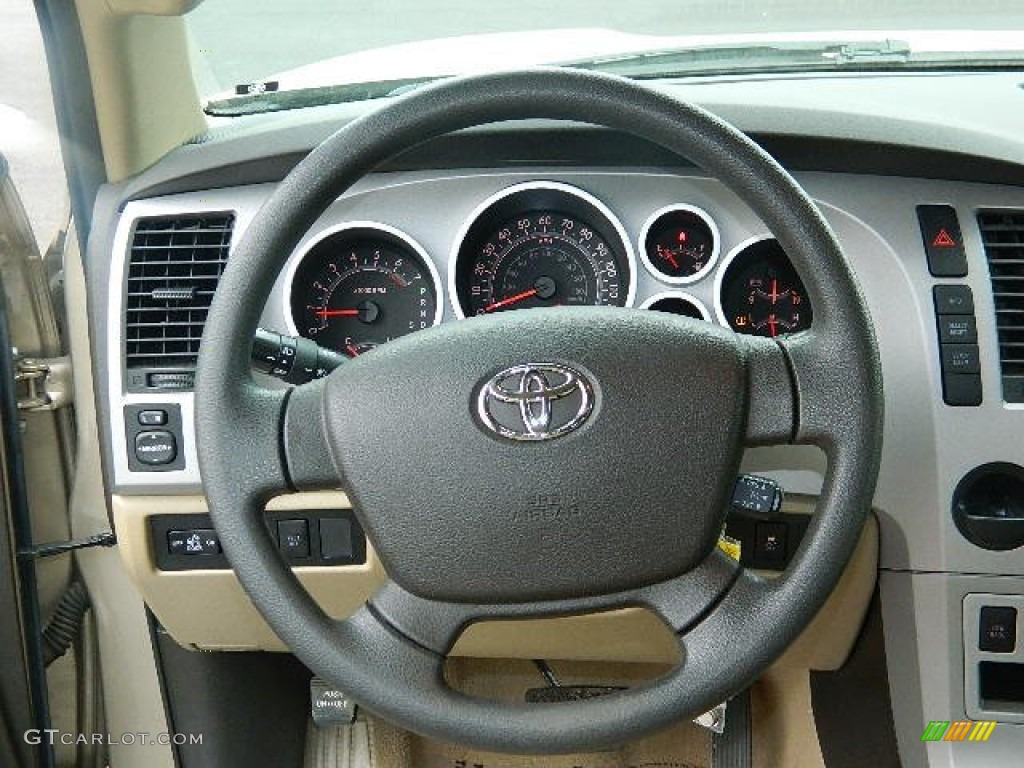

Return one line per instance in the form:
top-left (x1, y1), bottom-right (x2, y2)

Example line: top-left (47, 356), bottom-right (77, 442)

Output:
top-left (453, 182), bottom-right (633, 318)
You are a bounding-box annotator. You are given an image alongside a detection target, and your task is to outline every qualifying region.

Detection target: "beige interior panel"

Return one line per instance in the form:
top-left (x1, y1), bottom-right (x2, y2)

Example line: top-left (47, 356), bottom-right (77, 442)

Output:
top-left (112, 491), bottom-right (386, 650)
top-left (772, 512), bottom-right (879, 672)
top-left (117, 487), bottom-right (878, 666)
top-left (752, 669), bottom-right (826, 768)
top-left (75, 1), bottom-right (206, 181)
top-left (65, 226), bottom-right (175, 768)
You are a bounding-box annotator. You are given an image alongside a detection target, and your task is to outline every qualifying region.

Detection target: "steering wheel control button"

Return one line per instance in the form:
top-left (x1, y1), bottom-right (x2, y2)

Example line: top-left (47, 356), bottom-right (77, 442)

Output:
top-left (918, 205), bottom-right (968, 277)
top-left (477, 363), bottom-right (594, 441)
top-left (134, 430), bottom-right (177, 465)
top-left (932, 284), bottom-right (974, 314)
top-left (319, 518), bottom-right (354, 561)
top-left (277, 519), bottom-right (311, 559)
top-left (979, 606), bottom-right (1017, 653)
top-left (938, 315), bottom-right (978, 343)
top-left (167, 529), bottom-right (221, 556)
top-left (137, 409), bottom-right (168, 426)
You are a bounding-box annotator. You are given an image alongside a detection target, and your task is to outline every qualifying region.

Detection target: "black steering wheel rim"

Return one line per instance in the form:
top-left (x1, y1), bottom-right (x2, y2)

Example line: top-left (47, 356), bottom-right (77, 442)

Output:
top-left (196, 68), bottom-right (883, 754)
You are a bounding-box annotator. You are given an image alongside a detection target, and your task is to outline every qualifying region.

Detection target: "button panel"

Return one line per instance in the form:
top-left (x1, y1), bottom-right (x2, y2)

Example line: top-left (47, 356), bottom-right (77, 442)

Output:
top-left (125, 403), bottom-right (186, 471)
top-left (150, 511), bottom-right (366, 571)
top-left (931, 285), bottom-right (982, 406)
top-left (724, 512), bottom-right (809, 571)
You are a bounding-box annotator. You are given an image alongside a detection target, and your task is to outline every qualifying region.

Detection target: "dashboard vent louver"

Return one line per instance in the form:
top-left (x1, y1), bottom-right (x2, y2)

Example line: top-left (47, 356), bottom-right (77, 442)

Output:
top-left (979, 210), bottom-right (1024, 401)
top-left (124, 213), bottom-right (234, 371)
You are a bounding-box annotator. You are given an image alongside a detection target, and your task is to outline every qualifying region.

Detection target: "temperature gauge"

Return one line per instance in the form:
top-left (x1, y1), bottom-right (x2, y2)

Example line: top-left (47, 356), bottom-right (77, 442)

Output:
top-left (639, 205), bottom-right (720, 283)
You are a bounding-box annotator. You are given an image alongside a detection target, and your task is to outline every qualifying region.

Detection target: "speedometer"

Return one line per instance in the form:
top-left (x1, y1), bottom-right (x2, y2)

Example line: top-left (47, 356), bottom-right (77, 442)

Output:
top-left (451, 182), bottom-right (634, 318)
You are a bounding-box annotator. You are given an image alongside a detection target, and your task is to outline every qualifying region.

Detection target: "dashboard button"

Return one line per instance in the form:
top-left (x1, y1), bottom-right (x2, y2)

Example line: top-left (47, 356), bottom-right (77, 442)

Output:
top-left (137, 409), bottom-right (168, 426)
top-left (918, 205), bottom-right (968, 277)
top-left (980, 606), bottom-right (1017, 653)
top-left (754, 522), bottom-right (788, 567)
top-left (937, 315), bottom-right (977, 343)
top-left (933, 285), bottom-right (974, 315)
top-left (277, 519), bottom-right (310, 559)
top-left (942, 373), bottom-right (983, 406)
top-left (319, 518), bottom-right (354, 561)
top-left (167, 529), bottom-right (220, 556)
top-left (134, 430), bottom-right (177, 465)
top-left (941, 344), bottom-right (980, 374)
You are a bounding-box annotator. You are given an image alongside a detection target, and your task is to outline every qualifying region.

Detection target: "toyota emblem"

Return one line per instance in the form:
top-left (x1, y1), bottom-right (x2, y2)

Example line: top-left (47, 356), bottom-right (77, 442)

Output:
top-left (477, 363), bottom-right (594, 441)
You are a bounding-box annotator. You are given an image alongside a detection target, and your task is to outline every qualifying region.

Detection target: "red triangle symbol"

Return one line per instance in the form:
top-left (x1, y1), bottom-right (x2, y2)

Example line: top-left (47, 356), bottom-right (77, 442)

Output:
top-left (933, 228), bottom-right (957, 248)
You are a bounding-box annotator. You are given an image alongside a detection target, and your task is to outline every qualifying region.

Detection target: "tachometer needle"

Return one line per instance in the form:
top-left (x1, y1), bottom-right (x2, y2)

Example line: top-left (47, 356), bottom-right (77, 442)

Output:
top-left (315, 308), bottom-right (360, 317)
top-left (484, 288), bottom-right (538, 313)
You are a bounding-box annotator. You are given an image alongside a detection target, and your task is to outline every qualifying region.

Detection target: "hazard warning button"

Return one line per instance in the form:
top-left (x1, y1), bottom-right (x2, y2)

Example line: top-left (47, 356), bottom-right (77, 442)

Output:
top-left (917, 204), bottom-right (968, 277)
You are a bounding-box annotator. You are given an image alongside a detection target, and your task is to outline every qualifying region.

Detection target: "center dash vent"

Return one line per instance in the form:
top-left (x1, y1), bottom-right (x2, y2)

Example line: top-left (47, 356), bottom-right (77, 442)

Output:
top-left (979, 210), bottom-right (1024, 402)
top-left (124, 213), bottom-right (234, 377)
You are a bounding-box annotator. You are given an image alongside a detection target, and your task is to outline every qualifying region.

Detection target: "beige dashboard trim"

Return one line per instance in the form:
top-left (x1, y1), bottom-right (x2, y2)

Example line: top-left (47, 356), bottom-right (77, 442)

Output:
top-left (115, 493), bottom-right (878, 667)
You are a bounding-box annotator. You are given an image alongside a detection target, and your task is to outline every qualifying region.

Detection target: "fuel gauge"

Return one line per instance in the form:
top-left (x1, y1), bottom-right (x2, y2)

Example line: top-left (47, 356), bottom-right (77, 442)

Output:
top-left (639, 205), bottom-right (720, 283)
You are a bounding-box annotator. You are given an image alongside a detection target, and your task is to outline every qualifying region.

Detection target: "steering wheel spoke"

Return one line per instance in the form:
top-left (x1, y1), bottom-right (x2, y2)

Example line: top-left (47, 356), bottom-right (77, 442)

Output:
top-left (281, 377), bottom-right (341, 491)
top-left (741, 334), bottom-right (798, 446)
top-left (636, 548), bottom-right (741, 633)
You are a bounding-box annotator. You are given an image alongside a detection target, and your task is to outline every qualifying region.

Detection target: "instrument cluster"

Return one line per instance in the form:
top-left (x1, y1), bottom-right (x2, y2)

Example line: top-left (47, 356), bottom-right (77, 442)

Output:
top-left (285, 180), bottom-right (812, 357)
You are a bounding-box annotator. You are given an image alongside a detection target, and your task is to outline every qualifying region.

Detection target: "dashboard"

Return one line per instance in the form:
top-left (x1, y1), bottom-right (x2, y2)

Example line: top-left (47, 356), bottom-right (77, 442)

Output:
top-left (84, 70), bottom-right (1024, 765)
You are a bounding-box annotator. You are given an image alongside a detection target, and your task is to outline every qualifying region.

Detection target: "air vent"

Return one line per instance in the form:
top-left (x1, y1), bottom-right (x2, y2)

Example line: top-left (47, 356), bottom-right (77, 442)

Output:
top-left (979, 210), bottom-right (1024, 402)
top-left (125, 214), bottom-right (234, 374)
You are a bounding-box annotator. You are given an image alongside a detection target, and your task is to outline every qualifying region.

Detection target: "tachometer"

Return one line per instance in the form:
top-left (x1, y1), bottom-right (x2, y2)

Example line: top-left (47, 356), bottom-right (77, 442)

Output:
top-left (715, 237), bottom-right (812, 337)
top-left (287, 223), bottom-right (441, 356)
top-left (452, 182), bottom-right (634, 317)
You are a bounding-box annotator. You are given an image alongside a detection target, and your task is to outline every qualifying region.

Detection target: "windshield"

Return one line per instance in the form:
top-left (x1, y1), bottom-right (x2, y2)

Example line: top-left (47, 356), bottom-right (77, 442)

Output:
top-left (186, 1), bottom-right (1024, 112)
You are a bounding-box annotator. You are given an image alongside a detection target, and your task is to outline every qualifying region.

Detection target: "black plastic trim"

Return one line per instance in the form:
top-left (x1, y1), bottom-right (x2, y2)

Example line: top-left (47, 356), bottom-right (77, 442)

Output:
top-left (153, 625), bottom-right (310, 768)
top-left (149, 510), bottom-right (366, 571)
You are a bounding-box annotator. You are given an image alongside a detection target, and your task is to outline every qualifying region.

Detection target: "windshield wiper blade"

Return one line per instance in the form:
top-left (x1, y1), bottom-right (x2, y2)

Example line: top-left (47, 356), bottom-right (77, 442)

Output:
top-left (205, 76), bottom-right (437, 117)
top-left (566, 39), bottom-right (913, 79)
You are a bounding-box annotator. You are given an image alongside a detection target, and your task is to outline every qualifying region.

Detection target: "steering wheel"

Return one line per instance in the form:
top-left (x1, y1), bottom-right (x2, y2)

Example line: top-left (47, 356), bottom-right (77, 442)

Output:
top-left (196, 68), bottom-right (882, 754)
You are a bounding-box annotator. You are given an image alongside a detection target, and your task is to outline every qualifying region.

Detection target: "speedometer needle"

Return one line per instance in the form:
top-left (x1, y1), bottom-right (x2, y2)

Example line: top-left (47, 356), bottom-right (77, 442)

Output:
top-left (315, 309), bottom-right (360, 317)
top-left (484, 288), bottom-right (538, 313)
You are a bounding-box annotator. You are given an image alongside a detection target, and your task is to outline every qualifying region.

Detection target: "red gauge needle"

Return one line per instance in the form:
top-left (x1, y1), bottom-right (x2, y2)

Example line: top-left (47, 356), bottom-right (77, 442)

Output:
top-left (315, 308), bottom-right (360, 318)
top-left (659, 247), bottom-right (680, 270)
top-left (767, 314), bottom-right (779, 338)
top-left (769, 278), bottom-right (779, 304)
top-left (484, 288), bottom-right (538, 313)
top-left (346, 345), bottom-right (360, 357)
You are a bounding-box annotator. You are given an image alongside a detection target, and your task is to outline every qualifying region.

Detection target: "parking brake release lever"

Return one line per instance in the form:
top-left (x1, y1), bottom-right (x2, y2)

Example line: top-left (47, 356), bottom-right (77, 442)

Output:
top-left (251, 328), bottom-right (346, 384)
